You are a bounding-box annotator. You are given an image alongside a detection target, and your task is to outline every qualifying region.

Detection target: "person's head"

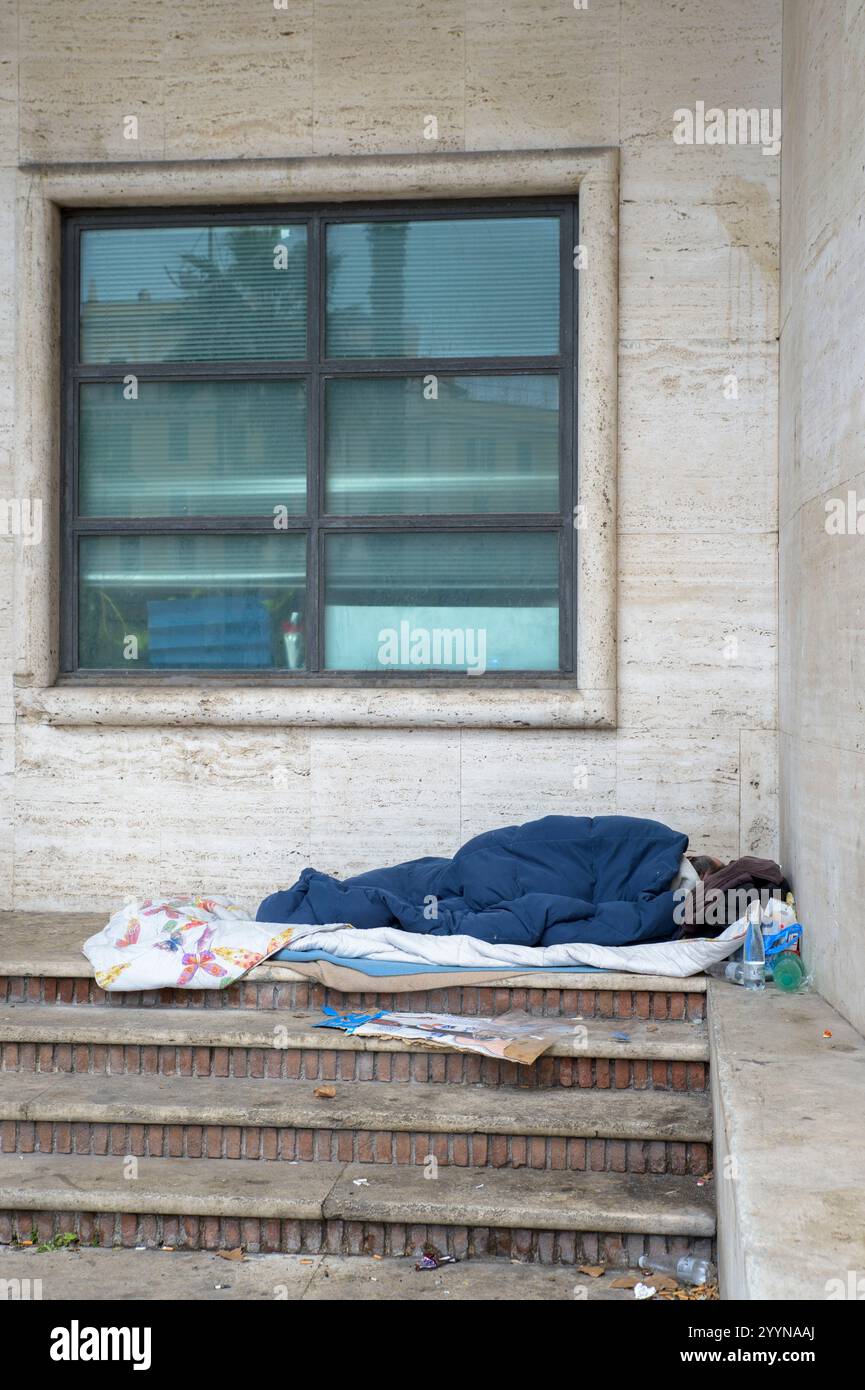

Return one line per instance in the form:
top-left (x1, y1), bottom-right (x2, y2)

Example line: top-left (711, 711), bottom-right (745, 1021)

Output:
top-left (688, 854), bottom-right (725, 880)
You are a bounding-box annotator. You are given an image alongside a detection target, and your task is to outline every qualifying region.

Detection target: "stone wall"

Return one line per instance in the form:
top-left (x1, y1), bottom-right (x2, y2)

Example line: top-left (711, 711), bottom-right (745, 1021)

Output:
top-left (0, 0), bottom-right (781, 911)
top-left (779, 0), bottom-right (865, 1033)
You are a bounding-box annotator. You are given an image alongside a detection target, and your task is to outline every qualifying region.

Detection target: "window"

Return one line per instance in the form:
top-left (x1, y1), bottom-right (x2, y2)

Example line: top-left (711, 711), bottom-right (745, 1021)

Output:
top-left (62, 200), bottom-right (576, 680)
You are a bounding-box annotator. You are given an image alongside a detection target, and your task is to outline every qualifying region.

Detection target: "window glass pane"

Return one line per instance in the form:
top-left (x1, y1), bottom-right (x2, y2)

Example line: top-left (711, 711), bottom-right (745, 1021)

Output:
top-left (326, 217), bottom-right (560, 358)
top-left (325, 374), bottom-right (558, 515)
top-left (79, 380), bottom-right (307, 518)
top-left (325, 532), bottom-right (559, 672)
top-left (80, 224), bottom-right (307, 363)
top-left (78, 534), bottom-right (307, 670)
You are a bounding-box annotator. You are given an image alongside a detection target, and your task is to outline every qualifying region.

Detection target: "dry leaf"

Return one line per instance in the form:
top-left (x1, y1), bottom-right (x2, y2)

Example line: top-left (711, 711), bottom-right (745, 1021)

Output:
top-left (648, 1274), bottom-right (679, 1292)
top-left (577, 1264), bottom-right (606, 1278)
top-left (314, 1085), bottom-right (336, 1099)
top-left (216, 1247), bottom-right (245, 1262)
top-left (611, 1275), bottom-right (640, 1289)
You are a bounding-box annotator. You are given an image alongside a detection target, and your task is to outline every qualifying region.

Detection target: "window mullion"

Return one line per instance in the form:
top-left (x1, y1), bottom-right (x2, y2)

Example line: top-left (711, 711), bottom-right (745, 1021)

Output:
top-left (305, 211), bottom-right (324, 675)
top-left (565, 199), bottom-right (578, 677)
top-left (320, 357), bottom-right (561, 376)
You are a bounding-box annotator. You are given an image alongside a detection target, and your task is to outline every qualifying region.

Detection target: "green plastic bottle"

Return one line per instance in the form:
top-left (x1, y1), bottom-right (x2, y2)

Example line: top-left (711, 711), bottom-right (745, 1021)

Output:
top-left (772, 951), bottom-right (806, 992)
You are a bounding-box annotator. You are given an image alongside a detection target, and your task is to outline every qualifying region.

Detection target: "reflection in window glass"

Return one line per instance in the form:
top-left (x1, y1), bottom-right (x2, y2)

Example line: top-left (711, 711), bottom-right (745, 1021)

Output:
top-left (325, 531), bottom-right (559, 672)
top-left (325, 375), bottom-right (559, 515)
top-left (80, 380), bottom-right (307, 517)
top-left (80, 224), bottom-right (307, 362)
top-left (326, 218), bottom-right (560, 358)
top-left (79, 534), bottom-right (307, 670)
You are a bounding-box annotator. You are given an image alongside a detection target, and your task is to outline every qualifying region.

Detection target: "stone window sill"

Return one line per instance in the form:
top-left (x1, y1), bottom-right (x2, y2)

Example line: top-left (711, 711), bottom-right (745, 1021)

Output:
top-left (14, 681), bottom-right (616, 730)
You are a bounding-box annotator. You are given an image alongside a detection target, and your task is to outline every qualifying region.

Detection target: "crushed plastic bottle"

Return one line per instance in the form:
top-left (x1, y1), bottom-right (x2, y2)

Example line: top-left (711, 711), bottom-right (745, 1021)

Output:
top-left (638, 1253), bottom-right (717, 1287)
top-left (706, 959), bottom-right (745, 985)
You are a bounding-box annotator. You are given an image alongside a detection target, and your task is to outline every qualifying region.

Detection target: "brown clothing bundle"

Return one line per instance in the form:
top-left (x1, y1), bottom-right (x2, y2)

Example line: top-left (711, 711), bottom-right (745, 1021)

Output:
top-left (679, 855), bottom-right (790, 936)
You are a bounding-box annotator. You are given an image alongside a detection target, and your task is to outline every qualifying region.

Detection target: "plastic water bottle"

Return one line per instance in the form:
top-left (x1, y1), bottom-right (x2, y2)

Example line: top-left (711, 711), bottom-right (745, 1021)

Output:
top-left (742, 915), bottom-right (766, 990)
top-left (706, 959), bottom-right (745, 985)
top-left (282, 613), bottom-right (304, 670)
top-left (772, 950), bottom-right (806, 992)
top-left (638, 1253), bottom-right (716, 1287)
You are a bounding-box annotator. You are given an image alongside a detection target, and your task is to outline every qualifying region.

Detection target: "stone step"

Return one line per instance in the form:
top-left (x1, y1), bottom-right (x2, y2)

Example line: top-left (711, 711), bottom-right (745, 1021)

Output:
top-left (0, 1152), bottom-right (715, 1266)
top-left (0, 1245), bottom-right (642, 1300)
top-left (0, 1005), bottom-right (710, 1091)
top-left (0, 911), bottom-right (708, 1020)
top-left (0, 1072), bottom-right (712, 1173)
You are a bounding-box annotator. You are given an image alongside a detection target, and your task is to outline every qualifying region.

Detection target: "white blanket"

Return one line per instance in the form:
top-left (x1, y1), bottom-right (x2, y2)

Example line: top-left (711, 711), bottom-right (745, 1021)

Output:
top-left (283, 919), bottom-right (748, 976)
top-left (83, 893), bottom-right (748, 990)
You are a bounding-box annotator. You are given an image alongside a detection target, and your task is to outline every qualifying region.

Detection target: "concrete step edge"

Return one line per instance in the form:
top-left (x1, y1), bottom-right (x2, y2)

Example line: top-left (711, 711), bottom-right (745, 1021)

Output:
top-left (0, 1072), bottom-right (714, 1142)
top-left (0, 1153), bottom-right (716, 1236)
top-left (1, 1006), bottom-right (709, 1062)
top-left (0, 1246), bottom-right (642, 1300)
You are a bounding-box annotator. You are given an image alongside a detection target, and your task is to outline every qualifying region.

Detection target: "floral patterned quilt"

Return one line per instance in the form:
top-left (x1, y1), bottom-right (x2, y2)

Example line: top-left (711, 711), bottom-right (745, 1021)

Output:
top-left (82, 895), bottom-right (331, 992)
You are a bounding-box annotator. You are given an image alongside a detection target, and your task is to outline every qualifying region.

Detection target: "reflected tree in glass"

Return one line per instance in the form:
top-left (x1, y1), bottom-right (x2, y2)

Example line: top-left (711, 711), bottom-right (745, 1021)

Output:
top-left (165, 226), bottom-right (307, 361)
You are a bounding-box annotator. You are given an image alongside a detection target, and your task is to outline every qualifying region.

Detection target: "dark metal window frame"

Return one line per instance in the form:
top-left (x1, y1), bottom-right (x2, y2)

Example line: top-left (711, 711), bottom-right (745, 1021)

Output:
top-left (60, 196), bottom-right (578, 685)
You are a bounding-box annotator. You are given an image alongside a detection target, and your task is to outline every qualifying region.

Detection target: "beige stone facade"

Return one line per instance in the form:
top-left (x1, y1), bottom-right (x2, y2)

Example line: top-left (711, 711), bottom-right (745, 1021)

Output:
top-left (0, 1), bottom-right (781, 912)
top-left (779, 0), bottom-right (865, 1034)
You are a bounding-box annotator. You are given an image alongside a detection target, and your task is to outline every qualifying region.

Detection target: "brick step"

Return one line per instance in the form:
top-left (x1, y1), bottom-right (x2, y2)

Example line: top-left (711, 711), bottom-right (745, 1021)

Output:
top-left (0, 1006), bottom-right (710, 1091)
top-left (1, 973), bottom-right (707, 1021)
top-left (0, 1153), bottom-right (715, 1266)
top-left (0, 1072), bottom-right (712, 1173)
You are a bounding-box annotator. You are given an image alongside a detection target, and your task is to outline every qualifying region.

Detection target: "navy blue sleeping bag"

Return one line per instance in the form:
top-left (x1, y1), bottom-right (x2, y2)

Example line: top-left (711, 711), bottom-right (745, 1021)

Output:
top-left (256, 815), bottom-right (688, 949)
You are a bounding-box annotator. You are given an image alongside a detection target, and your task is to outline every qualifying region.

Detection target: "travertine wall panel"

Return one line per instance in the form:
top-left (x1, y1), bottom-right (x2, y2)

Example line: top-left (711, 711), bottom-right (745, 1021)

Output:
top-left (13, 723), bottom-right (311, 907)
top-left (780, 480), bottom-right (865, 756)
top-left (779, 732), bottom-right (865, 1028)
top-left (19, 0), bottom-right (167, 162)
top-left (458, 730), bottom-right (617, 843)
top-left (619, 0), bottom-right (780, 145)
top-left (779, 0), bottom-right (865, 326)
top-left (465, 0), bottom-right (620, 151)
top-left (739, 729), bottom-right (780, 860)
top-left (778, 189), bottom-right (865, 526)
top-left (313, 0), bottom-right (465, 155)
top-left (619, 146), bottom-right (780, 343)
top-left (308, 730), bottom-right (462, 876)
top-left (0, 16), bottom-right (15, 906)
top-left (164, 0), bottom-right (315, 160)
top-left (780, 0), bottom-right (865, 1032)
top-left (615, 731), bottom-right (740, 860)
top-left (618, 340), bottom-right (777, 533)
top-left (617, 533), bottom-right (776, 733)
top-left (0, 1), bottom-right (17, 167)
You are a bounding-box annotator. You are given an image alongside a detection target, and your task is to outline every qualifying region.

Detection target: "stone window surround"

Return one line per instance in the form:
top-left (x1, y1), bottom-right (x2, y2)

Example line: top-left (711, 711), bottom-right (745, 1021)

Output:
top-left (14, 148), bottom-right (618, 731)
